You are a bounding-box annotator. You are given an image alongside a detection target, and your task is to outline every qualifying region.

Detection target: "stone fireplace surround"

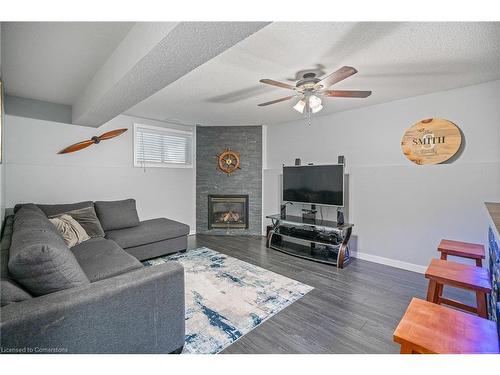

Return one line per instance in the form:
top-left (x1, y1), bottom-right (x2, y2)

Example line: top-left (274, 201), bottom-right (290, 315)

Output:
top-left (196, 126), bottom-right (262, 236)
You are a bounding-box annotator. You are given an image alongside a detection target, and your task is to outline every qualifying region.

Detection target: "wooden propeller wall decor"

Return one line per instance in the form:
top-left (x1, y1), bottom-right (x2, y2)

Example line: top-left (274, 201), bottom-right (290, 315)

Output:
top-left (57, 128), bottom-right (128, 154)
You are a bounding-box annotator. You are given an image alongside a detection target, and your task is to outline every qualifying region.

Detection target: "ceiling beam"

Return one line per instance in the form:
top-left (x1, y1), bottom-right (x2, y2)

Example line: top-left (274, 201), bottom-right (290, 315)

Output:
top-left (72, 22), bottom-right (270, 127)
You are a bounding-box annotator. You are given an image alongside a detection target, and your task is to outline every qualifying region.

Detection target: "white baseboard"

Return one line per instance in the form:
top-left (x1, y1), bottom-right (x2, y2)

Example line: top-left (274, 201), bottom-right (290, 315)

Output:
top-left (189, 228), bottom-right (426, 274)
top-left (350, 251), bottom-right (427, 274)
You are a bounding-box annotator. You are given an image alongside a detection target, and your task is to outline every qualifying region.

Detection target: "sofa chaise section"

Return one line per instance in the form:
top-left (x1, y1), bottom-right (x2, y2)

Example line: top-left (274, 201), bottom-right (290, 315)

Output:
top-left (105, 218), bottom-right (190, 261)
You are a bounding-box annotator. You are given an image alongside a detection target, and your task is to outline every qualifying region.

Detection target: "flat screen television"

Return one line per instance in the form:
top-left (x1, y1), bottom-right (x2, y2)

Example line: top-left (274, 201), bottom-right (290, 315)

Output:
top-left (282, 164), bottom-right (344, 207)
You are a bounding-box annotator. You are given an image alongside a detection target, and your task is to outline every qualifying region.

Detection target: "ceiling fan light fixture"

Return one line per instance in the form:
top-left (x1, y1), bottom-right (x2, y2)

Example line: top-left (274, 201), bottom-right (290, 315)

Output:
top-left (308, 94), bottom-right (322, 109)
top-left (311, 103), bottom-right (323, 114)
top-left (293, 98), bottom-right (306, 113)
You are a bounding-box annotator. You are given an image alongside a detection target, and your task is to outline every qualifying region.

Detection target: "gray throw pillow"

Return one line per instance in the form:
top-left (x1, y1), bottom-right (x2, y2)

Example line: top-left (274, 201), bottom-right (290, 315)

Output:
top-left (50, 206), bottom-right (105, 238)
top-left (14, 201), bottom-right (93, 216)
top-left (13, 202), bottom-right (45, 215)
top-left (94, 199), bottom-right (140, 231)
top-left (9, 206), bottom-right (90, 296)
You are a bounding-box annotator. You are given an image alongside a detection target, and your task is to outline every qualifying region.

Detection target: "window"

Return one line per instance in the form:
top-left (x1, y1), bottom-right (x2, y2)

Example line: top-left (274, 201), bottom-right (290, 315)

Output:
top-left (134, 123), bottom-right (193, 168)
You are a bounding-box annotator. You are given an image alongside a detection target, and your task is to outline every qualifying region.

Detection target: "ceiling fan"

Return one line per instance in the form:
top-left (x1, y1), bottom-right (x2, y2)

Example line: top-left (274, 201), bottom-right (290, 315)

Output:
top-left (257, 66), bottom-right (372, 117)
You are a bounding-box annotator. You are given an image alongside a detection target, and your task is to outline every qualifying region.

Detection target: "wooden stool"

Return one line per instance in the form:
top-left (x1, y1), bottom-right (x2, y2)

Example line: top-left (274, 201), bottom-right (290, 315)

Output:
top-left (393, 298), bottom-right (499, 354)
top-left (425, 259), bottom-right (491, 318)
top-left (438, 239), bottom-right (485, 267)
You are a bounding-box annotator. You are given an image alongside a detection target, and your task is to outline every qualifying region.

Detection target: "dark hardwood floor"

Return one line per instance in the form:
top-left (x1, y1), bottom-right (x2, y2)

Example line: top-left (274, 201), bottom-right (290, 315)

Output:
top-left (187, 234), bottom-right (475, 354)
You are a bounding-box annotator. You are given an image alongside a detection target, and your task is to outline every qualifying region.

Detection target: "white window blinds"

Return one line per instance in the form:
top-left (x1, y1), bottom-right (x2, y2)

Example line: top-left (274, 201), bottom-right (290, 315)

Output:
top-left (134, 124), bottom-right (193, 167)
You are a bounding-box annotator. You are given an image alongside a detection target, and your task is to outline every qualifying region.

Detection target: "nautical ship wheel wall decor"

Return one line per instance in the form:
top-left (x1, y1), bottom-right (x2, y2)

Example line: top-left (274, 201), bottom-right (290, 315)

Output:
top-left (216, 147), bottom-right (241, 175)
top-left (401, 118), bottom-right (462, 165)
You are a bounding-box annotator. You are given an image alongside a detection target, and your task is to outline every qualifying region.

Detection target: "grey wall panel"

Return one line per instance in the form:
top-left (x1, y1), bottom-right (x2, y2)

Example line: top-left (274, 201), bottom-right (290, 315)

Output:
top-left (196, 126), bottom-right (262, 236)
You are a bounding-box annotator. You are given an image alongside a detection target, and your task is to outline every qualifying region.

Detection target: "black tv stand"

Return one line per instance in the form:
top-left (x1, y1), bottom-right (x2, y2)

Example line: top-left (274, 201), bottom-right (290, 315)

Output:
top-left (265, 214), bottom-right (353, 268)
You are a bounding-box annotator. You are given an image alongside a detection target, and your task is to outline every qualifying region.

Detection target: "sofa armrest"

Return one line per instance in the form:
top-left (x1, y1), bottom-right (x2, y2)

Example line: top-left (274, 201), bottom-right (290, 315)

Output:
top-left (0, 262), bottom-right (185, 354)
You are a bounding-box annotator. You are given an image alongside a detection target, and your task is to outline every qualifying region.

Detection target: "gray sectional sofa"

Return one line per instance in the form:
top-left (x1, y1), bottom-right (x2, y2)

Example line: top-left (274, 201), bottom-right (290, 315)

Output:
top-left (0, 199), bottom-right (189, 354)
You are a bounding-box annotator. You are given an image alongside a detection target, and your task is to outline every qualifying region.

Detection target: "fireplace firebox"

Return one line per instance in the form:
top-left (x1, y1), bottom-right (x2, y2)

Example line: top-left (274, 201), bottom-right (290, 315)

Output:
top-left (208, 195), bottom-right (249, 229)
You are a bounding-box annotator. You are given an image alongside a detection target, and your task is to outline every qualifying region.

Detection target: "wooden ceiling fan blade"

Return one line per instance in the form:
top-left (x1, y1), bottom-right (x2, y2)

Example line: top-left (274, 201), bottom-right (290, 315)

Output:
top-left (321, 90), bottom-right (372, 98)
top-left (98, 128), bottom-right (128, 140)
top-left (259, 79), bottom-right (297, 91)
top-left (317, 66), bottom-right (357, 89)
top-left (258, 96), bottom-right (295, 106)
top-left (57, 140), bottom-right (95, 154)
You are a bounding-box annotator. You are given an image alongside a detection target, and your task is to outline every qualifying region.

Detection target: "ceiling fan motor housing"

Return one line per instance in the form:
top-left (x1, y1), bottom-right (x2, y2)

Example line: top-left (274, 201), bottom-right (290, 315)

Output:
top-left (296, 72), bottom-right (321, 90)
top-left (91, 136), bottom-right (101, 144)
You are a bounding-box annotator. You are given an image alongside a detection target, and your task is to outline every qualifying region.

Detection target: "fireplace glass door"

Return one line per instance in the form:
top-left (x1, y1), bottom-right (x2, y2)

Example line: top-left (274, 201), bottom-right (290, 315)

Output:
top-left (208, 195), bottom-right (249, 229)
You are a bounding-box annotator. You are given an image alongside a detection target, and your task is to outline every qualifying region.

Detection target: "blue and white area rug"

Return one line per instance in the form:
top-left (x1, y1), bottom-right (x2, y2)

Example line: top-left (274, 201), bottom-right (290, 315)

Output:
top-left (143, 247), bottom-right (313, 354)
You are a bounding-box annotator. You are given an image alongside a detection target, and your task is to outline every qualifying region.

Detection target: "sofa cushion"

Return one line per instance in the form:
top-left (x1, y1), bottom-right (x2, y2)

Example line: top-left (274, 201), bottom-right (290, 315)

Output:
top-left (94, 199), bottom-right (140, 231)
top-left (1, 221), bottom-right (32, 306)
top-left (1, 217), bottom-right (14, 278)
top-left (8, 206), bottom-right (90, 296)
top-left (1, 278), bottom-right (32, 306)
top-left (105, 218), bottom-right (190, 249)
top-left (49, 205), bottom-right (105, 238)
top-left (13, 202), bottom-right (45, 217)
top-left (125, 236), bottom-right (188, 261)
top-left (71, 238), bottom-right (143, 282)
top-left (14, 201), bottom-right (94, 216)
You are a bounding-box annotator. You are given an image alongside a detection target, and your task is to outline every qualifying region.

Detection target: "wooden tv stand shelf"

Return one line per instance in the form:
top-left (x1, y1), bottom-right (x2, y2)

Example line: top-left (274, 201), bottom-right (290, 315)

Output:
top-left (266, 214), bottom-right (353, 268)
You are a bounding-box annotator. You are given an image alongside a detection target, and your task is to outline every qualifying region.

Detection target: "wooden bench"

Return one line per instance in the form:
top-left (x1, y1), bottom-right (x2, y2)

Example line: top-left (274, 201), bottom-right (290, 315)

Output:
top-left (438, 239), bottom-right (485, 267)
top-left (425, 258), bottom-right (491, 318)
top-left (393, 298), bottom-right (499, 354)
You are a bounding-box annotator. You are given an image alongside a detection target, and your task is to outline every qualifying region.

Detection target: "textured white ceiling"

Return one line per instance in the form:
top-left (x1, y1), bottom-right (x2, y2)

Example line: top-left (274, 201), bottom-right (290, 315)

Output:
top-left (71, 22), bottom-right (270, 127)
top-left (2, 22), bottom-right (499, 127)
top-left (126, 22), bottom-right (500, 126)
top-left (1, 22), bottom-right (134, 104)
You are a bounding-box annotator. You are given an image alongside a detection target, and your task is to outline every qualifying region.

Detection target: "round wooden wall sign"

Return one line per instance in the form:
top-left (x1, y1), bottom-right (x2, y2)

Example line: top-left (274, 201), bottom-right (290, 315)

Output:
top-left (401, 118), bottom-right (462, 165)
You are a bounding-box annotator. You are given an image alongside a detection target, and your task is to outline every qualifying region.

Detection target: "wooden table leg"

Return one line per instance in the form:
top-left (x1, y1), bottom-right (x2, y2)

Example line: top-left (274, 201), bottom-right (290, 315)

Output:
top-left (426, 280), bottom-right (439, 304)
top-left (475, 259), bottom-right (483, 267)
top-left (440, 252), bottom-right (447, 260)
top-left (476, 292), bottom-right (488, 318)
top-left (436, 283), bottom-right (444, 303)
top-left (400, 343), bottom-right (415, 354)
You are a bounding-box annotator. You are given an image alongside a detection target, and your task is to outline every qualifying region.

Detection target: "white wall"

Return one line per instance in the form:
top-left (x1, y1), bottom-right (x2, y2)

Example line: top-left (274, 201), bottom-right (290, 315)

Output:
top-left (264, 80), bottom-right (500, 272)
top-left (4, 114), bottom-right (196, 232)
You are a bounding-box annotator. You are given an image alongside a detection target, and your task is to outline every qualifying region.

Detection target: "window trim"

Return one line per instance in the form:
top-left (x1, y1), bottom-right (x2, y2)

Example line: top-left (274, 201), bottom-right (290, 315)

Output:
top-left (133, 123), bottom-right (194, 168)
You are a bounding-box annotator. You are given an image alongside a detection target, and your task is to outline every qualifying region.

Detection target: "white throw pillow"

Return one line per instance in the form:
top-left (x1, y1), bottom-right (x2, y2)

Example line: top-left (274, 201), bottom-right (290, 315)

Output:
top-left (49, 214), bottom-right (90, 248)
